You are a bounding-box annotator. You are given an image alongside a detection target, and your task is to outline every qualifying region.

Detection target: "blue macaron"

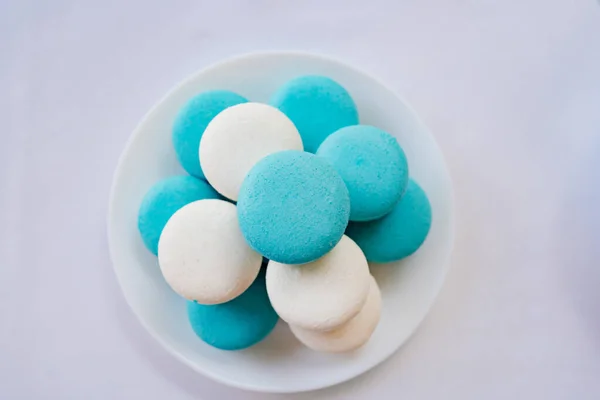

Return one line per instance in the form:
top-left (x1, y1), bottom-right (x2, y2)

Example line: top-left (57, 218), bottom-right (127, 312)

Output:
top-left (187, 268), bottom-right (278, 350)
top-left (137, 175), bottom-right (221, 255)
top-left (270, 75), bottom-right (359, 153)
top-left (172, 90), bottom-right (247, 178)
top-left (345, 180), bottom-right (432, 263)
top-left (316, 125), bottom-right (409, 221)
top-left (237, 150), bottom-right (350, 264)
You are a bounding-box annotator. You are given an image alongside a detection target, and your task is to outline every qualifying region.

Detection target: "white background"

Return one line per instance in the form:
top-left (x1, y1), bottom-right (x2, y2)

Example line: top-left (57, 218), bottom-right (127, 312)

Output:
top-left (2, 1), bottom-right (600, 399)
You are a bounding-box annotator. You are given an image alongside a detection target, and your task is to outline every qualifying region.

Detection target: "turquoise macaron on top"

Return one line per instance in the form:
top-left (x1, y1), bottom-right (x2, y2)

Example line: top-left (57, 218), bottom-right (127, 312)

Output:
top-left (237, 150), bottom-right (350, 264)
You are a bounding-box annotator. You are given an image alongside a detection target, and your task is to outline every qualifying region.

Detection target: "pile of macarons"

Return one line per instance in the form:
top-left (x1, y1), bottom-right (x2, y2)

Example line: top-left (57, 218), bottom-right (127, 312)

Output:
top-left (137, 75), bottom-right (432, 353)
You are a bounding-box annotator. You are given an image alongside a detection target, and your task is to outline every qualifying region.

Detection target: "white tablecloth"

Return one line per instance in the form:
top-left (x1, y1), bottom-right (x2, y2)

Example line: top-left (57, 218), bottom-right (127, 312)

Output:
top-left (2, 1), bottom-right (600, 399)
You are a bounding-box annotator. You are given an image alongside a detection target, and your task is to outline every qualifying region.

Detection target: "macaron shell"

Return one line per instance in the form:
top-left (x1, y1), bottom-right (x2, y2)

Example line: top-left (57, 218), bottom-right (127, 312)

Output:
top-left (158, 199), bottom-right (262, 304)
top-left (199, 102), bottom-right (303, 201)
top-left (316, 125), bottom-right (409, 222)
top-left (266, 235), bottom-right (371, 331)
top-left (137, 175), bottom-right (221, 255)
top-left (290, 275), bottom-right (381, 353)
top-left (346, 180), bottom-right (432, 263)
top-left (172, 90), bottom-right (247, 178)
top-left (187, 268), bottom-right (278, 351)
top-left (237, 150), bottom-right (350, 264)
top-left (270, 75), bottom-right (359, 153)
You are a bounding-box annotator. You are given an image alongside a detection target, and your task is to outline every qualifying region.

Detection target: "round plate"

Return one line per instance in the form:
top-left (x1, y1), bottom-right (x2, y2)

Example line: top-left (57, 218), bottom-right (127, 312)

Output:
top-left (107, 52), bottom-right (454, 393)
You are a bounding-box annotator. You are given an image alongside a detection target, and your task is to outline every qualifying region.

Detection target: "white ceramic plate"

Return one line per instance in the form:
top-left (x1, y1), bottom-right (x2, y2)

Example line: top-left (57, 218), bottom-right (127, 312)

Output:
top-left (107, 52), bottom-right (454, 393)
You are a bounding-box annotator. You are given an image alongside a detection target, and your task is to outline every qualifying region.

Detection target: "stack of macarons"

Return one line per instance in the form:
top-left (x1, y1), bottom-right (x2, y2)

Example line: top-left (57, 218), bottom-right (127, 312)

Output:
top-left (137, 75), bottom-right (432, 353)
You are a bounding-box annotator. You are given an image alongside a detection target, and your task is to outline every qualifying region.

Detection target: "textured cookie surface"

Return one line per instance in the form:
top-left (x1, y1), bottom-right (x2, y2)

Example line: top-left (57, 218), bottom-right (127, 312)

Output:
top-left (237, 150), bottom-right (350, 264)
top-left (317, 125), bottom-right (409, 221)
top-left (266, 235), bottom-right (370, 331)
top-left (137, 175), bottom-right (221, 255)
top-left (290, 275), bottom-right (381, 353)
top-left (200, 102), bottom-right (303, 201)
top-left (158, 199), bottom-right (262, 304)
top-left (187, 268), bottom-right (278, 350)
top-left (346, 180), bottom-right (432, 262)
top-left (270, 75), bottom-right (359, 153)
top-left (172, 90), bottom-right (247, 178)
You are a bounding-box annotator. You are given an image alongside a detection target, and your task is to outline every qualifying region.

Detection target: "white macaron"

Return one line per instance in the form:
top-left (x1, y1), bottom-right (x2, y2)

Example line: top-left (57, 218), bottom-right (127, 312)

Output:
top-left (199, 102), bottom-right (303, 201)
top-left (157, 199), bottom-right (262, 304)
top-left (290, 275), bottom-right (382, 353)
top-left (266, 235), bottom-right (371, 331)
